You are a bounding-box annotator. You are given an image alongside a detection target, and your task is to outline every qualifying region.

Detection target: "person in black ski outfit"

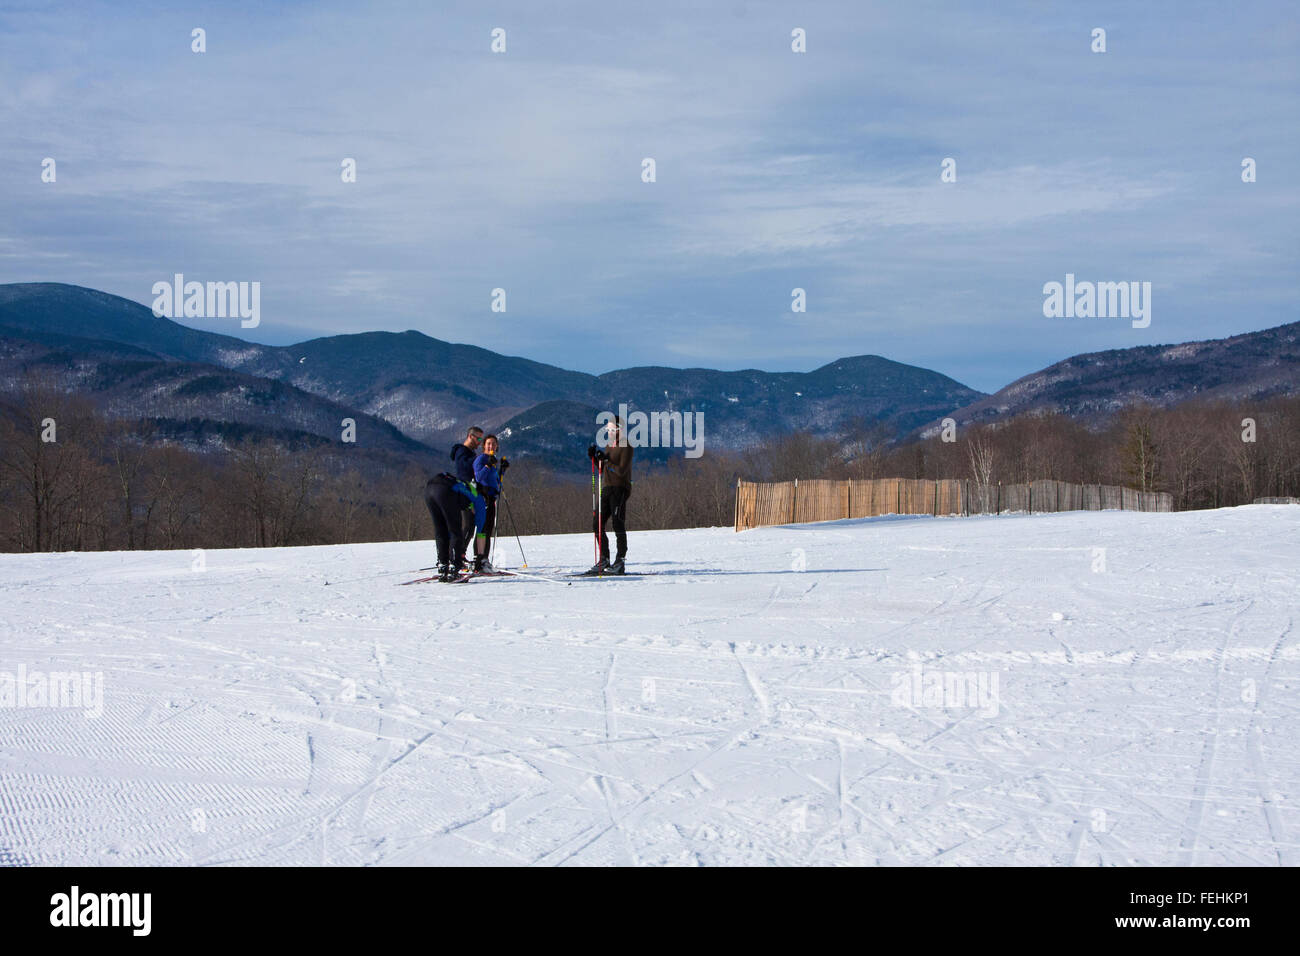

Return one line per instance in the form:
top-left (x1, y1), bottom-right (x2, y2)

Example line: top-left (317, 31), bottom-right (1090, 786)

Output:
top-left (450, 426), bottom-right (483, 563)
top-left (451, 426), bottom-right (482, 482)
top-left (587, 417), bottom-right (633, 574)
top-left (423, 472), bottom-right (488, 581)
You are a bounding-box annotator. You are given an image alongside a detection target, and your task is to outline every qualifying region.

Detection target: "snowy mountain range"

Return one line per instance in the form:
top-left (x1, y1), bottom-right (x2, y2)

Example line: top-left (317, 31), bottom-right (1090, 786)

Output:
top-left (0, 284), bottom-right (980, 459)
top-left (931, 320), bottom-right (1300, 434)
top-left (1, 283), bottom-right (1296, 464)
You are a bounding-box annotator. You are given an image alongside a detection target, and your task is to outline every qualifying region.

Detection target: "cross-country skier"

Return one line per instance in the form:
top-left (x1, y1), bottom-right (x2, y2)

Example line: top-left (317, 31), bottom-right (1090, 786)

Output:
top-left (423, 471), bottom-right (488, 581)
top-left (450, 426), bottom-right (483, 562)
top-left (451, 426), bottom-right (482, 481)
top-left (472, 434), bottom-right (510, 571)
top-left (586, 416), bottom-right (633, 575)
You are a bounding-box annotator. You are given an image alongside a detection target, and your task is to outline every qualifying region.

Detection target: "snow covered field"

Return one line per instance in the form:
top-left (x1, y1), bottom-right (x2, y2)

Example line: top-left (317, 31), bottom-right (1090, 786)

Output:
top-left (1, 505), bottom-right (1296, 867)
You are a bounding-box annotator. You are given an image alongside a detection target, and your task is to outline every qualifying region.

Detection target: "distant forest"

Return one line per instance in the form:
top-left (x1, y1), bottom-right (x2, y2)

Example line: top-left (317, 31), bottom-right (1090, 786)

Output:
top-left (1, 375), bottom-right (1297, 553)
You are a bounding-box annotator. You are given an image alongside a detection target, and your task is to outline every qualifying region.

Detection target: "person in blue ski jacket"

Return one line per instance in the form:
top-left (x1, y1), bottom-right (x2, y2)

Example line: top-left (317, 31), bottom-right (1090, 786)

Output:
top-left (474, 435), bottom-right (502, 497)
top-left (423, 471), bottom-right (487, 581)
top-left (472, 435), bottom-right (510, 570)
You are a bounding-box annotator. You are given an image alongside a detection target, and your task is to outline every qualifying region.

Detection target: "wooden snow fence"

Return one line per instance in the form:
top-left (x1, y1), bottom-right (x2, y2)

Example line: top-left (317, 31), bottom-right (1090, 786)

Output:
top-left (734, 477), bottom-right (1172, 531)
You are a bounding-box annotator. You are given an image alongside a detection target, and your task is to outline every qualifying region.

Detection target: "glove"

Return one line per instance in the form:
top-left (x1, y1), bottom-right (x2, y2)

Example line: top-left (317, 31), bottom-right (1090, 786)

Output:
top-left (499, 458), bottom-right (510, 476)
top-left (587, 445), bottom-right (598, 460)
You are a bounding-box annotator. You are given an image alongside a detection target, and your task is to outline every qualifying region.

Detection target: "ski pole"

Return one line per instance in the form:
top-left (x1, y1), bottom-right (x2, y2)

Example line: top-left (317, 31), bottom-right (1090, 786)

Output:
top-left (591, 455), bottom-right (598, 565)
top-left (489, 495), bottom-right (499, 565)
top-left (598, 459), bottom-right (604, 565)
top-left (488, 477), bottom-right (501, 566)
top-left (501, 491), bottom-right (528, 567)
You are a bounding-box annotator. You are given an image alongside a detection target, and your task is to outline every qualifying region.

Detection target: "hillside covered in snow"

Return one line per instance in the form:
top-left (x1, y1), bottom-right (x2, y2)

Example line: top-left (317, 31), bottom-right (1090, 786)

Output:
top-left (1, 505), bottom-right (1295, 866)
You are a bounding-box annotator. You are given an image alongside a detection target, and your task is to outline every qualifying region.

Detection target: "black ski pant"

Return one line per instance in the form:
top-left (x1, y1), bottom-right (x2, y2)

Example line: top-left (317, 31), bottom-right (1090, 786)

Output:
top-left (460, 503), bottom-right (476, 558)
top-left (594, 485), bottom-right (630, 562)
top-left (426, 478), bottom-right (469, 567)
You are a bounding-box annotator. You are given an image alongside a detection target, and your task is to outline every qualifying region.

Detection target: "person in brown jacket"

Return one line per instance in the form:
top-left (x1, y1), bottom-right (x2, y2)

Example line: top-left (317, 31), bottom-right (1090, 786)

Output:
top-left (587, 416), bottom-right (633, 574)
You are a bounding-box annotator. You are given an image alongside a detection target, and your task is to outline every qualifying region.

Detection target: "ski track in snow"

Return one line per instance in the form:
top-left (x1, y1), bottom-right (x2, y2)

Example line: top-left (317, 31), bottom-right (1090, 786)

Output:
top-left (0, 506), bottom-right (1297, 866)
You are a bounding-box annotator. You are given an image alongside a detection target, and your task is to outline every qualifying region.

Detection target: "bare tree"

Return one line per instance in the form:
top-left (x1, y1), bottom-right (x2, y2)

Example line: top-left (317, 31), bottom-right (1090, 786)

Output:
top-left (1120, 411), bottom-right (1161, 493)
top-left (106, 419), bottom-right (157, 549)
top-left (966, 430), bottom-right (995, 512)
top-left (143, 446), bottom-right (204, 548)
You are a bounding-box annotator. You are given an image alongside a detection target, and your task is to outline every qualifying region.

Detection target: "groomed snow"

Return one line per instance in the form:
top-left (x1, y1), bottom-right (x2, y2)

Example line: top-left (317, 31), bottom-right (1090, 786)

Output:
top-left (1, 506), bottom-right (1296, 866)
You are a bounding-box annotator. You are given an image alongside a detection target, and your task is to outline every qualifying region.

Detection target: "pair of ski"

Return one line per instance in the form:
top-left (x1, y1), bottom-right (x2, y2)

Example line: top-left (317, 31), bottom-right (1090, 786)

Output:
top-left (399, 567), bottom-right (648, 586)
top-left (399, 568), bottom-right (572, 586)
top-left (571, 565), bottom-right (635, 578)
top-left (399, 569), bottom-right (513, 586)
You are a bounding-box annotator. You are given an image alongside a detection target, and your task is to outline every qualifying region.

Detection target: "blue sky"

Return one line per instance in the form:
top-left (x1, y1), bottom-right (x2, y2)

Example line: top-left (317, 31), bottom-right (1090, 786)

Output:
top-left (2, 0), bottom-right (1296, 392)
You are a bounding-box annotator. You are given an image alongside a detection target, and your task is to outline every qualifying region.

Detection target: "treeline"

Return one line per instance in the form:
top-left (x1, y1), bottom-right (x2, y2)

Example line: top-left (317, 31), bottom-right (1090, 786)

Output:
top-left (866, 397), bottom-right (1300, 512)
top-left (1, 379), bottom-right (1296, 554)
top-left (0, 382), bottom-right (432, 553)
top-left (635, 395), bottom-right (1299, 519)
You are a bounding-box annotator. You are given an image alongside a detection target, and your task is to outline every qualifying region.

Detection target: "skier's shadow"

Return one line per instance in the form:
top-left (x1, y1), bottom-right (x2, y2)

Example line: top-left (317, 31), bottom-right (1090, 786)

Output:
top-left (633, 564), bottom-right (887, 576)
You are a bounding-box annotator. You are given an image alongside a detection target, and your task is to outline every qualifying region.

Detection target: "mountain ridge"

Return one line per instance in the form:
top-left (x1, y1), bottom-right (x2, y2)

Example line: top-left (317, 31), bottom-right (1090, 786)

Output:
top-left (4, 284), bottom-right (1295, 463)
top-left (925, 320), bottom-right (1300, 435)
top-left (0, 284), bottom-right (985, 453)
